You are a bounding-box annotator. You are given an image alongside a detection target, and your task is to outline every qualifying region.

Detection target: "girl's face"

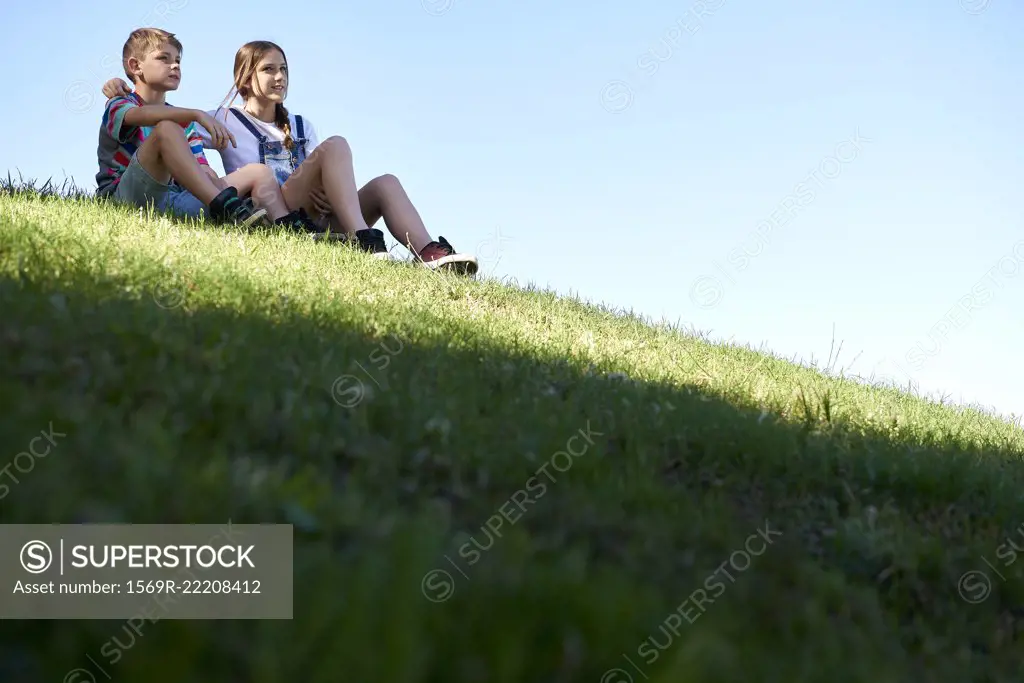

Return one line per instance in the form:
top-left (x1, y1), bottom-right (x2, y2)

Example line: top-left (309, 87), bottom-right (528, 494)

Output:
top-left (250, 49), bottom-right (288, 103)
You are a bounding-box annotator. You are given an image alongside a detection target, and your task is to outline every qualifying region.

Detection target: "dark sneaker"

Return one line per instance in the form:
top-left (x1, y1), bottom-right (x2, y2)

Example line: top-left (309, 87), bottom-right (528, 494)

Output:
top-left (275, 209), bottom-right (351, 243)
top-left (209, 187), bottom-right (268, 229)
top-left (275, 208), bottom-right (321, 234)
top-left (418, 236), bottom-right (478, 275)
top-left (354, 229), bottom-right (391, 260)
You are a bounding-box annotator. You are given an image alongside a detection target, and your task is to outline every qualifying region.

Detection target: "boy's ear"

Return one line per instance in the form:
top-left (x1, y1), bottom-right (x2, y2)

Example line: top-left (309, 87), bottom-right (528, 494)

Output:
top-left (125, 56), bottom-right (142, 80)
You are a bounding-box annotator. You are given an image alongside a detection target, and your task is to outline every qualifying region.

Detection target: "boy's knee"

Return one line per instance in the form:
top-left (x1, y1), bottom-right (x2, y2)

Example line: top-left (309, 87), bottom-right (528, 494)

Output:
top-left (151, 119), bottom-right (182, 140)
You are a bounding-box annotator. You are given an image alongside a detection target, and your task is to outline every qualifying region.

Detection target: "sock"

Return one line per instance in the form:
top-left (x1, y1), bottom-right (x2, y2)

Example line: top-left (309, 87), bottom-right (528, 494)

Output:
top-left (208, 187), bottom-right (239, 219)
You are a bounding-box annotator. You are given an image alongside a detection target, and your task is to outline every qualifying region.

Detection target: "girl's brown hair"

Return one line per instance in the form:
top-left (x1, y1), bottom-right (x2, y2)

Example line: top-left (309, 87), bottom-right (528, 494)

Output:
top-left (222, 40), bottom-right (294, 150)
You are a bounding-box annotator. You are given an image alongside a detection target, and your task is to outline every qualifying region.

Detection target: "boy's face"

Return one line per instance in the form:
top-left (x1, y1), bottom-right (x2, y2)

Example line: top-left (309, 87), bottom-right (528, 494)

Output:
top-left (130, 42), bottom-right (181, 91)
top-left (251, 50), bottom-right (288, 103)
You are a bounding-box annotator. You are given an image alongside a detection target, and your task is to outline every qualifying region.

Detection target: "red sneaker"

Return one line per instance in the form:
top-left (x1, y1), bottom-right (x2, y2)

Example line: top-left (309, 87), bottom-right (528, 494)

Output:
top-left (417, 236), bottom-right (478, 275)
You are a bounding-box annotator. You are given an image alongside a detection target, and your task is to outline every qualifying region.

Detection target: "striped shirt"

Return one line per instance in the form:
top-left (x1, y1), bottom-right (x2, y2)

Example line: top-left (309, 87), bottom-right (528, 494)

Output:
top-left (95, 92), bottom-right (208, 197)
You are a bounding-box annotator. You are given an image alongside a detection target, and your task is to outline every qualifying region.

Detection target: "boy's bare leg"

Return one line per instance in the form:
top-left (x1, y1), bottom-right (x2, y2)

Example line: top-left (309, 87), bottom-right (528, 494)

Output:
top-left (135, 120), bottom-right (223, 204)
top-left (356, 174), bottom-right (433, 254)
top-left (281, 136), bottom-right (371, 238)
top-left (223, 164), bottom-right (290, 221)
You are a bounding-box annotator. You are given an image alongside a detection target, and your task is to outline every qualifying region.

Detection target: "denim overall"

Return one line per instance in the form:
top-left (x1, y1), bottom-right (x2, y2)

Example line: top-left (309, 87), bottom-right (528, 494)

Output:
top-left (229, 109), bottom-right (309, 186)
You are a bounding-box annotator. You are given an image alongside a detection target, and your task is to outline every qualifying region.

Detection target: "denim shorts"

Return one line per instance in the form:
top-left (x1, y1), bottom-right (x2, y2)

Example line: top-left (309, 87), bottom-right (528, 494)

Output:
top-left (112, 154), bottom-right (206, 219)
top-left (159, 186), bottom-right (206, 220)
top-left (112, 153), bottom-right (169, 209)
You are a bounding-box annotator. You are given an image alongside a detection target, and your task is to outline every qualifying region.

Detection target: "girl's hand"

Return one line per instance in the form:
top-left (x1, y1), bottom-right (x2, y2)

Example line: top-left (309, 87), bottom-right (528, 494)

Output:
top-left (101, 78), bottom-right (132, 99)
top-left (310, 187), bottom-right (332, 216)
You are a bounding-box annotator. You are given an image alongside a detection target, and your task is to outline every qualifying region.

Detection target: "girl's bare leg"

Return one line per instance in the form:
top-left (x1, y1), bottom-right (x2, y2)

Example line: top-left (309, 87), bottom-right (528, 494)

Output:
top-left (223, 164), bottom-right (290, 221)
top-left (281, 136), bottom-right (371, 237)
top-left (357, 174), bottom-right (434, 254)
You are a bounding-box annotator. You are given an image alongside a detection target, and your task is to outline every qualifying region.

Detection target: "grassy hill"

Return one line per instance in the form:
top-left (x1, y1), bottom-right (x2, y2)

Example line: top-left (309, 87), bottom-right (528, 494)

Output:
top-left (2, 183), bottom-right (1023, 682)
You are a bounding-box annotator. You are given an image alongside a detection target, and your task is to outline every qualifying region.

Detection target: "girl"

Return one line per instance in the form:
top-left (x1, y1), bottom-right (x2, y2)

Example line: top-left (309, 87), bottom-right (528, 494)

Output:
top-left (103, 41), bottom-right (478, 275)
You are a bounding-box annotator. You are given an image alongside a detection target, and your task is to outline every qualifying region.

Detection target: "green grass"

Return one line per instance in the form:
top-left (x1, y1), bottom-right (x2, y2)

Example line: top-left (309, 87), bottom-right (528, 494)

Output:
top-left (2, 182), bottom-right (1023, 682)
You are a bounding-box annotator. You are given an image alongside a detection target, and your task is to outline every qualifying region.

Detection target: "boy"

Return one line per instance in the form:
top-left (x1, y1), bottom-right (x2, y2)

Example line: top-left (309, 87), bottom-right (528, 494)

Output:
top-left (95, 28), bottom-right (304, 228)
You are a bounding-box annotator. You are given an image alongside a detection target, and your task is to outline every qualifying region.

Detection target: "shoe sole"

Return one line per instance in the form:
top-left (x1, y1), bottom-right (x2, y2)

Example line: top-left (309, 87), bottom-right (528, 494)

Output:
top-left (238, 207), bottom-right (269, 230)
top-left (351, 242), bottom-right (393, 260)
top-left (422, 254), bottom-right (479, 275)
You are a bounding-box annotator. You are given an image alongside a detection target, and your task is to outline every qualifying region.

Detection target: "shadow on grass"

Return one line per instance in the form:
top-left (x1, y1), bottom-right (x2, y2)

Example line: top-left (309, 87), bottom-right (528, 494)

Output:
top-left (1, 258), bottom-right (1023, 683)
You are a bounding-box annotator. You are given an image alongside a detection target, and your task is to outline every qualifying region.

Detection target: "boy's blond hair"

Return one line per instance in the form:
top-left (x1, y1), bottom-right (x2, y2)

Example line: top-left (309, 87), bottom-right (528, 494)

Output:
top-left (122, 28), bottom-right (183, 83)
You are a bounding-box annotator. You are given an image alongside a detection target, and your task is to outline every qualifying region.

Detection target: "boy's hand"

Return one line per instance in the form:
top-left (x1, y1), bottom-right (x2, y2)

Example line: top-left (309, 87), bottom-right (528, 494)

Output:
top-left (198, 112), bottom-right (236, 150)
top-left (101, 78), bottom-right (132, 99)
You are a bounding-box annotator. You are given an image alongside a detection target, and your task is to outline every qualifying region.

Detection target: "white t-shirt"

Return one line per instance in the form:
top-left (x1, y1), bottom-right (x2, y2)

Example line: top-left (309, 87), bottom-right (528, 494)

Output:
top-left (195, 106), bottom-right (320, 177)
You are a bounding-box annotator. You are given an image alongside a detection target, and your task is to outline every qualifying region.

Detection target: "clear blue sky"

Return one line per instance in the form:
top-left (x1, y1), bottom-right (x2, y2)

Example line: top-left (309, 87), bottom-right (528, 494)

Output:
top-left (4, 0), bottom-right (1022, 421)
